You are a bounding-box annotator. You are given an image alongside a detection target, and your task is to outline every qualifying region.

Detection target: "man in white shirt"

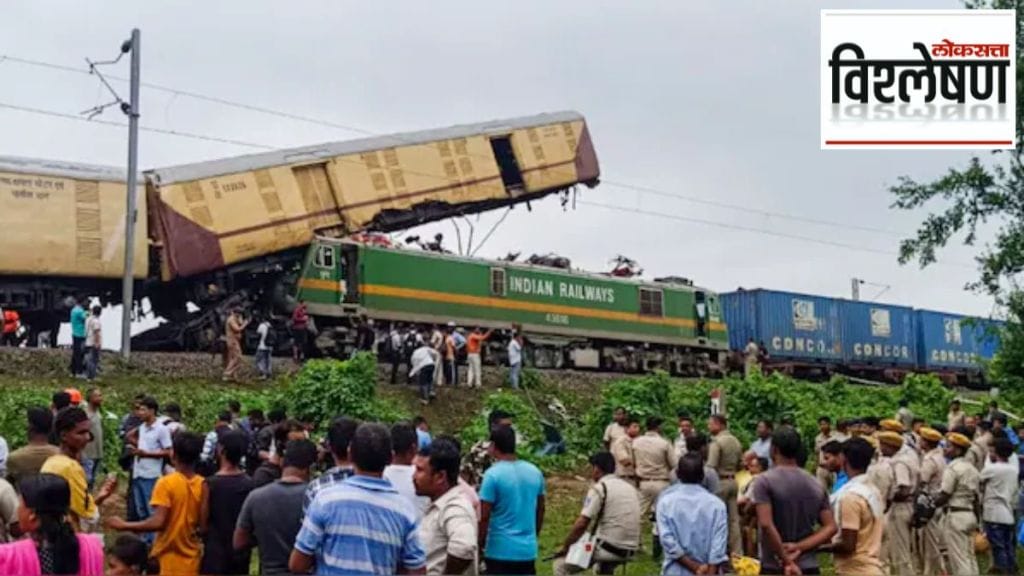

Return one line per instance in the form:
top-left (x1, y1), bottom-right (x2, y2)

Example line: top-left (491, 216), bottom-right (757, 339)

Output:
top-left (255, 318), bottom-right (273, 380)
top-left (981, 437), bottom-right (1019, 574)
top-left (383, 422), bottom-right (430, 516)
top-left (127, 396), bottom-right (172, 544)
top-left (84, 305), bottom-right (102, 380)
top-left (414, 437), bottom-right (477, 576)
top-left (750, 420), bottom-right (773, 467)
top-left (411, 337), bottom-right (437, 405)
top-left (507, 334), bottom-right (523, 389)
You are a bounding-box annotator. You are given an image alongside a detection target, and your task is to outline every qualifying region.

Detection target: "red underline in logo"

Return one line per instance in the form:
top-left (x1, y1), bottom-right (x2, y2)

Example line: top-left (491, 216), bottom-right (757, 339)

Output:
top-left (825, 140), bottom-right (1013, 145)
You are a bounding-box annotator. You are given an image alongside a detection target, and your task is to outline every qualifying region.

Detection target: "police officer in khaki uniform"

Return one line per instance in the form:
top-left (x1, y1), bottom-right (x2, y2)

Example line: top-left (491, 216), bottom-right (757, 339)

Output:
top-left (916, 427), bottom-right (947, 576)
top-left (933, 432), bottom-right (981, 576)
top-left (707, 414), bottom-right (743, 553)
top-left (632, 416), bottom-right (676, 558)
top-left (612, 417), bottom-right (641, 484)
top-left (960, 422), bottom-right (988, 471)
top-left (877, 426), bottom-right (920, 576)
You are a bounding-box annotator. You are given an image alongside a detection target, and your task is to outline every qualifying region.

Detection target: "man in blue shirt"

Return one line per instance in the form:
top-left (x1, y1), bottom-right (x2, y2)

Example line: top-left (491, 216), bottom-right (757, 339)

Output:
top-left (479, 425), bottom-right (546, 575)
top-left (414, 416), bottom-right (432, 451)
top-left (69, 297), bottom-right (87, 377)
top-left (657, 454), bottom-right (729, 576)
top-left (290, 423), bottom-right (426, 576)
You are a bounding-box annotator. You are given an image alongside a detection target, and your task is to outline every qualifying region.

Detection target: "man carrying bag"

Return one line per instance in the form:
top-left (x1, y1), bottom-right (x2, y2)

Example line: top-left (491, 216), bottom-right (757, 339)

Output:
top-left (553, 452), bottom-right (640, 576)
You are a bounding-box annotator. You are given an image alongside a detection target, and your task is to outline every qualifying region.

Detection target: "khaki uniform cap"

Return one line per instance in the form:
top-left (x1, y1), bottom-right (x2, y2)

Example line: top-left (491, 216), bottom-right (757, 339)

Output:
top-left (919, 427), bottom-right (942, 442)
top-left (877, 431), bottom-right (905, 447)
top-left (946, 432), bottom-right (972, 449)
top-left (879, 419), bottom-right (905, 433)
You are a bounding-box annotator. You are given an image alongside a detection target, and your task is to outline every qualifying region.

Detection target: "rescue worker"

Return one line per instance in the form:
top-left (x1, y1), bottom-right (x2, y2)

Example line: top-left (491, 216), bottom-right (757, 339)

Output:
top-left (933, 432), bottom-right (981, 576)
top-left (707, 414), bottom-right (743, 553)
top-left (222, 308), bottom-right (249, 382)
top-left (743, 338), bottom-right (760, 379)
top-left (877, 427), bottom-right (919, 576)
top-left (814, 416), bottom-right (839, 491)
top-left (611, 418), bottom-right (640, 484)
top-left (866, 430), bottom-right (895, 568)
top-left (631, 416), bottom-right (676, 559)
top-left (916, 427), bottom-right (947, 576)
top-left (1, 307), bottom-right (19, 346)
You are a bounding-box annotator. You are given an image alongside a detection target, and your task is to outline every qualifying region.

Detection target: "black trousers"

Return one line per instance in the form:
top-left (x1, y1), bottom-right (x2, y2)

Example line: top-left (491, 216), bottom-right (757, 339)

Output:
top-left (71, 336), bottom-right (86, 376)
top-left (485, 558), bottom-right (536, 576)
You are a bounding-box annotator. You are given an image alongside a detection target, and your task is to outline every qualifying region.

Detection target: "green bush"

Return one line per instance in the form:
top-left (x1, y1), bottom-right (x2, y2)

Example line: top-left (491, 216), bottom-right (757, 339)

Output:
top-left (282, 353), bottom-right (408, 425)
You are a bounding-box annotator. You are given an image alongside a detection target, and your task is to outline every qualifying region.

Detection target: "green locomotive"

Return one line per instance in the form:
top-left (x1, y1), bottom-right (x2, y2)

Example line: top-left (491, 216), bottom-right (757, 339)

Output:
top-left (296, 237), bottom-right (728, 375)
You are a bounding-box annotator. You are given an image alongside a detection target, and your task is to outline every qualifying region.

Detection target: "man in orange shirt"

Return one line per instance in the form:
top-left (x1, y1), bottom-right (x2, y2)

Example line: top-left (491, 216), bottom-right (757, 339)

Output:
top-left (107, 432), bottom-right (206, 576)
top-left (465, 327), bottom-right (493, 389)
top-left (1, 308), bottom-right (18, 346)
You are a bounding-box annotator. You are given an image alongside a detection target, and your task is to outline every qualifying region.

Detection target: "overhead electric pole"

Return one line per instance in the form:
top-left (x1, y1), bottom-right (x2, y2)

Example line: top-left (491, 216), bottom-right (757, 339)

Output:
top-left (121, 29), bottom-right (141, 360)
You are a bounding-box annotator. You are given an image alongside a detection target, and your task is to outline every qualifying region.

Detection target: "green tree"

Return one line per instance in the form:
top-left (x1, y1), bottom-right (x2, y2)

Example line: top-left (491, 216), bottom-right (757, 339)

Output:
top-left (889, 0), bottom-right (1023, 384)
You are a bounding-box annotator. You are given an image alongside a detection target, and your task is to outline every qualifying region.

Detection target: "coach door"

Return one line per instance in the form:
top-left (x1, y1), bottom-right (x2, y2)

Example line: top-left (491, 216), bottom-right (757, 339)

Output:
top-left (695, 291), bottom-right (708, 338)
top-left (489, 136), bottom-right (525, 194)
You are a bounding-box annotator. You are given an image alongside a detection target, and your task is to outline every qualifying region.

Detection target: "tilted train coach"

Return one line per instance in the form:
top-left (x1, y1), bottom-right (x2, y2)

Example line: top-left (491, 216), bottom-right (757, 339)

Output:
top-left (0, 111), bottom-right (601, 349)
top-left (296, 237), bottom-right (729, 376)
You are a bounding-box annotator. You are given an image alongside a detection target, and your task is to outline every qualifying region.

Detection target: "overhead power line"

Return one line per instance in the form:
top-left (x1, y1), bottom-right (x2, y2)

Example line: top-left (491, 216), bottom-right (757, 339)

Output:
top-left (600, 179), bottom-right (908, 237)
top-left (578, 200), bottom-right (975, 269)
top-left (0, 101), bottom-right (276, 149)
top-left (1, 52), bottom-right (916, 241)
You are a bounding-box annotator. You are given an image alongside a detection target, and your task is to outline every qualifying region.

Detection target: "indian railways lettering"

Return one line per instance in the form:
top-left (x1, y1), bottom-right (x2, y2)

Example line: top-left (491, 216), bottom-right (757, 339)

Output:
top-left (507, 275), bottom-right (616, 304)
top-left (829, 41), bottom-right (1011, 104)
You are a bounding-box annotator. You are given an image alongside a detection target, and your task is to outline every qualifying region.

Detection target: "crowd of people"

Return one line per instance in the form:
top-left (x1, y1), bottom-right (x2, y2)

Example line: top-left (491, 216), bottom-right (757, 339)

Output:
top-left (0, 388), bottom-right (559, 576)
top-left (218, 301), bottom-right (527, 395)
top-left (595, 399), bottom-right (1024, 576)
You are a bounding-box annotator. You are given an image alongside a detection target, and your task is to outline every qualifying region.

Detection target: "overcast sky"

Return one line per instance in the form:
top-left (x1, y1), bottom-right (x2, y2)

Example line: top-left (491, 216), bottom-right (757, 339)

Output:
top-left (2, 0), bottom-right (999, 349)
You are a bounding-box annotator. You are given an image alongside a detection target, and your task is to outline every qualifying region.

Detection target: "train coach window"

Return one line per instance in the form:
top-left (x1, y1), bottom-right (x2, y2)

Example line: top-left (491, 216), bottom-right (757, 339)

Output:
top-left (491, 268), bottom-right (506, 296)
top-left (639, 287), bottom-right (663, 316)
top-left (315, 245), bottom-right (335, 269)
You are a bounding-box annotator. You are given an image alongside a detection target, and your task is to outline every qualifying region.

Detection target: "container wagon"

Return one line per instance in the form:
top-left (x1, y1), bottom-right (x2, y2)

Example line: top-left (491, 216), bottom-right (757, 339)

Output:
top-left (838, 299), bottom-right (917, 380)
top-left (915, 309), bottom-right (1001, 387)
top-left (0, 156), bottom-right (147, 345)
top-left (296, 238), bottom-right (728, 375)
top-left (720, 289), bottom-right (843, 379)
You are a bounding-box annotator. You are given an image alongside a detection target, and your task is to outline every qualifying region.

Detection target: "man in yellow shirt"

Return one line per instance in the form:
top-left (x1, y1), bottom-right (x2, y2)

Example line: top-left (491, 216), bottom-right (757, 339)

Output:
top-left (41, 407), bottom-right (117, 532)
top-left (107, 432), bottom-right (206, 576)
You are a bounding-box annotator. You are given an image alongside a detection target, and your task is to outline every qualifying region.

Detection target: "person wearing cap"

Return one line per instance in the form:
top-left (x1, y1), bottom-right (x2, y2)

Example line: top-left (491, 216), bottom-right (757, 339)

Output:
top-left (877, 428), bottom-right (918, 576)
top-left (707, 414), bottom-right (743, 554)
top-left (632, 416), bottom-right (676, 559)
top-left (64, 388), bottom-right (83, 407)
top-left (916, 427), bottom-right (947, 576)
top-left (933, 432), bottom-right (981, 576)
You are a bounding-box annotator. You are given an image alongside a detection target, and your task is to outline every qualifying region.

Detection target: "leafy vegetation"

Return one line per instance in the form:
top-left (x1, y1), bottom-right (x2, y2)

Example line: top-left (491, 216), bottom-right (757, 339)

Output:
top-left (280, 353), bottom-right (408, 424)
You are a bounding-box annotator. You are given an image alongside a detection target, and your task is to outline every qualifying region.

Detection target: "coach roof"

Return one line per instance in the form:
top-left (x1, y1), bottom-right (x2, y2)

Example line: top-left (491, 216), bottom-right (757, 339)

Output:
top-left (0, 155), bottom-right (128, 182)
top-left (146, 110), bottom-right (587, 186)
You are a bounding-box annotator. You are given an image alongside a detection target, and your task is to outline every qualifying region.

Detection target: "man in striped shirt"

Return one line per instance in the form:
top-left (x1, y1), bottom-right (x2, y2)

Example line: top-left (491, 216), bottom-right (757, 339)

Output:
top-left (290, 423), bottom-right (426, 576)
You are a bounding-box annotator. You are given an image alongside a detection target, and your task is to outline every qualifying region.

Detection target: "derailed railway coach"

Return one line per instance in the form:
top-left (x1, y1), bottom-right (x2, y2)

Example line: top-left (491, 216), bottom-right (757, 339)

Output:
top-left (296, 237), bottom-right (730, 376)
top-left (0, 157), bottom-right (147, 346)
top-left (0, 111), bottom-right (601, 350)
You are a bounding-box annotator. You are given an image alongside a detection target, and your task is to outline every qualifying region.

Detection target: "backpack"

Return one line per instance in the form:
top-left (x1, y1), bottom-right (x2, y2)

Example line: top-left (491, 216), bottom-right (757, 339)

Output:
top-left (264, 325), bottom-right (278, 348)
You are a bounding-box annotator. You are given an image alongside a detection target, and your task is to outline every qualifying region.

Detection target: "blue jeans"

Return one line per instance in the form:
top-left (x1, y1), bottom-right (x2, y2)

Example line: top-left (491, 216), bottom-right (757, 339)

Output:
top-left (82, 458), bottom-right (100, 489)
top-left (85, 347), bottom-right (100, 380)
top-left (985, 521), bottom-right (1017, 573)
top-left (418, 366), bottom-right (434, 401)
top-left (509, 363), bottom-right (521, 389)
top-left (131, 477), bottom-right (158, 544)
top-left (255, 349), bottom-right (272, 378)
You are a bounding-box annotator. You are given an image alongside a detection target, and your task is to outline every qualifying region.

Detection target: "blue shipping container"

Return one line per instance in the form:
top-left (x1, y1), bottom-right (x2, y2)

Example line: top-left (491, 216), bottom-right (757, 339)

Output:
top-left (838, 301), bottom-right (917, 367)
top-left (721, 289), bottom-right (843, 362)
top-left (915, 310), bottom-right (999, 370)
